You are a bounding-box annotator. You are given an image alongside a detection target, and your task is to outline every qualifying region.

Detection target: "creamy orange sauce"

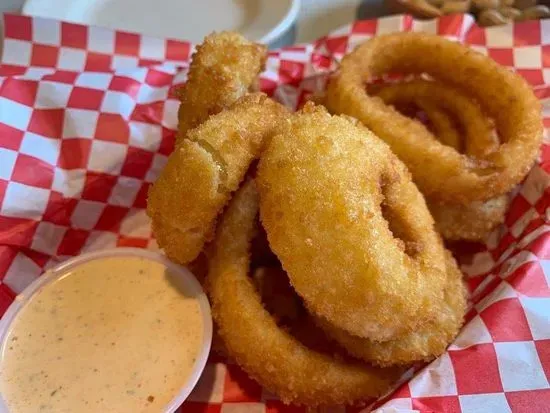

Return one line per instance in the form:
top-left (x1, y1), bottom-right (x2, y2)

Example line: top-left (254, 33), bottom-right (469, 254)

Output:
top-left (0, 256), bottom-right (204, 412)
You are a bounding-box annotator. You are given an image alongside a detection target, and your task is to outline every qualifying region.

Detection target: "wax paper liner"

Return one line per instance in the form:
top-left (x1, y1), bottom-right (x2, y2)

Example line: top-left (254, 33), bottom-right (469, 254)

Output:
top-left (1, 12), bottom-right (550, 413)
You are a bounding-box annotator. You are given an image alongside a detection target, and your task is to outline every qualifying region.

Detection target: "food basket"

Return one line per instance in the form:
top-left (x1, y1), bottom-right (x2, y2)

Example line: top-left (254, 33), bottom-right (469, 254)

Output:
top-left (0, 12), bottom-right (549, 412)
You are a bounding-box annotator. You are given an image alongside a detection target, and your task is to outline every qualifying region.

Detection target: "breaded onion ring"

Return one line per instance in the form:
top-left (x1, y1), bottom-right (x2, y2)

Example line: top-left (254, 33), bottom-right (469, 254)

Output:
top-left (372, 79), bottom-right (506, 241)
top-left (427, 194), bottom-right (509, 242)
top-left (316, 251), bottom-right (467, 367)
top-left (207, 179), bottom-right (400, 406)
top-left (373, 79), bottom-right (498, 158)
top-left (147, 93), bottom-right (288, 264)
top-left (257, 105), bottom-right (448, 341)
top-left (325, 33), bottom-right (542, 203)
top-left (176, 32), bottom-right (267, 143)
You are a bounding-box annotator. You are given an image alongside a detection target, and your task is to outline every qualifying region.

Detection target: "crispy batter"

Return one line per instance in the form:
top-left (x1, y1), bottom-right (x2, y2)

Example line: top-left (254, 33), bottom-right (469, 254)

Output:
top-left (325, 33), bottom-right (542, 203)
top-left (373, 79), bottom-right (497, 157)
top-left (418, 100), bottom-right (463, 151)
top-left (257, 104), bottom-right (448, 341)
top-left (371, 78), bottom-right (506, 241)
top-left (207, 180), bottom-right (401, 406)
top-left (317, 251), bottom-right (467, 367)
top-left (176, 32), bottom-right (267, 143)
top-left (147, 93), bottom-right (289, 265)
top-left (428, 195), bottom-right (509, 242)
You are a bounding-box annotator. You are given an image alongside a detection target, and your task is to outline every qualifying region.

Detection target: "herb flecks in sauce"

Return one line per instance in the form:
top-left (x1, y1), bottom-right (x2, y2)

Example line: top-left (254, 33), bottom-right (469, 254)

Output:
top-left (0, 256), bottom-right (204, 413)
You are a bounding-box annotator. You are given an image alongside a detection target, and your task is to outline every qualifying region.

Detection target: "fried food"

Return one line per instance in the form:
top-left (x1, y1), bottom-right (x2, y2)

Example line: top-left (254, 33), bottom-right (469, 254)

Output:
top-left (207, 179), bottom-right (401, 406)
top-left (176, 32), bottom-right (267, 144)
top-left (428, 194), bottom-right (509, 242)
top-left (325, 32), bottom-right (542, 203)
top-left (417, 100), bottom-right (462, 151)
top-left (316, 251), bottom-right (467, 367)
top-left (373, 79), bottom-right (498, 157)
top-left (257, 104), bottom-right (448, 341)
top-left (144, 30), bottom-right (536, 406)
top-left (371, 79), bottom-right (507, 241)
top-left (147, 93), bottom-right (289, 265)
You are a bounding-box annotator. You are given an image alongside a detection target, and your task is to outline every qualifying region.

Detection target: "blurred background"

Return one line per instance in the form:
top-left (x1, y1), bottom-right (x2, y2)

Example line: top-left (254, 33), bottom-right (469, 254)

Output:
top-left (0, 0), bottom-right (389, 44)
top-left (1, 0), bottom-right (548, 47)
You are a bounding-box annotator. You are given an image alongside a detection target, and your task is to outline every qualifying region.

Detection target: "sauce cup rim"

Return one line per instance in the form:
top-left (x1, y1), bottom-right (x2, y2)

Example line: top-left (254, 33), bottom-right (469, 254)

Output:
top-left (0, 247), bottom-right (213, 413)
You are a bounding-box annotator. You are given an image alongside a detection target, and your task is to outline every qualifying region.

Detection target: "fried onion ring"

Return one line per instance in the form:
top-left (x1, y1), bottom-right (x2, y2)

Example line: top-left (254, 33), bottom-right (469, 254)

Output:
top-left (257, 104), bottom-right (448, 341)
top-left (207, 179), bottom-right (400, 406)
top-left (316, 250), bottom-right (467, 367)
top-left (147, 93), bottom-right (289, 264)
top-left (371, 78), bottom-right (507, 240)
top-left (176, 32), bottom-right (267, 143)
top-left (427, 194), bottom-right (509, 242)
top-left (373, 79), bottom-right (498, 158)
top-left (325, 33), bottom-right (542, 203)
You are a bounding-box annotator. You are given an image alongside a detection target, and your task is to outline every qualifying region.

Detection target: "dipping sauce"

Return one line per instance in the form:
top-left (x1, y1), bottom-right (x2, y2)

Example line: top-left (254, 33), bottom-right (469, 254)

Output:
top-left (0, 256), bottom-right (205, 412)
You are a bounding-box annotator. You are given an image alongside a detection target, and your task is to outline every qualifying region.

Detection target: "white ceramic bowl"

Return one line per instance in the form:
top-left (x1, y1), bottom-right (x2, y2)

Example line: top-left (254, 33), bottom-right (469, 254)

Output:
top-left (22, 0), bottom-right (300, 45)
top-left (0, 247), bottom-right (212, 413)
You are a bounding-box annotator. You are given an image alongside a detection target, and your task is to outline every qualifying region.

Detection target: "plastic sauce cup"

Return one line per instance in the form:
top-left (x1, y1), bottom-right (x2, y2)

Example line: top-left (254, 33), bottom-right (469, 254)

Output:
top-left (0, 247), bottom-right (212, 413)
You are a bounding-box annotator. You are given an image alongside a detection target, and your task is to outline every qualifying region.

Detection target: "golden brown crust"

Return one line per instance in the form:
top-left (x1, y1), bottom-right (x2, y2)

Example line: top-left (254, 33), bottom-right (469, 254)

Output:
top-left (325, 32), bottom-right (542, 203)
top-left (147, 93), bottom-right (289, 265)
top-left (371, 78), bottom-right (507, 241)
top-left (176, 32), bottom-right (267, 143)
top-left (207, 180), bottom-right (401, 406)
top-left (373, 79), bottom-right (497, 157)
top-left (428, 195), bottom-right (509, 242)
top-left (257, 104), bottom-right (448, 341)
top-left (317, 251), bottom-right (468, 367)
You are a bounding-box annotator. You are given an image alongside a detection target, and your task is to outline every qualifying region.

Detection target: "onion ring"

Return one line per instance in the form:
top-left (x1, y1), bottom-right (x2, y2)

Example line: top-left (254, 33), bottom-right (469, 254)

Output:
top-left (373, 90), bottom-right (461, 150)
top-left (207, 179), bottom-right (400, 406)
top-left (176, 32), bottom-right (267, 144)
top-left (371, 78), bottom-right (506, 240)
top-left (325, 33), bottom-right (542, 203)
top-left (147, 93), bottom-right (288, 264)
top-left (316, 250), bottom-right (467, 367)
top-left (427, 194), bottom-right (509, 242)
top-left (257, 104), bottom-right (448, 341)
top-left (373, 79), bottom-right (498, 158)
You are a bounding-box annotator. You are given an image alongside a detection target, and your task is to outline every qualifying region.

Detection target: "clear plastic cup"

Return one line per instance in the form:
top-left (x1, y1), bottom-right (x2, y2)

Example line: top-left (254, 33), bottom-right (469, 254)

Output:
top-left (0, 247), bottom-right (212, 413)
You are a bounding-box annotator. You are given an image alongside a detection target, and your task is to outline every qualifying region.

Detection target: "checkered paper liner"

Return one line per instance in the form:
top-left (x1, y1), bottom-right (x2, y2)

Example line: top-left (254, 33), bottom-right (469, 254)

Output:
top-left (1, 11), bottom-right (550, 412)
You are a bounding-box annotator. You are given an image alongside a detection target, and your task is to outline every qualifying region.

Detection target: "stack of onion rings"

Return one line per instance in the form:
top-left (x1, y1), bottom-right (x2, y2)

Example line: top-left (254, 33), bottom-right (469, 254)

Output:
top-left (257, 104), bottom-right (456, 342)
top-left (371, 79), bottom-right (510, 241)
top-left (325, 32), bottom-right (542, 205)
top-left (207, 179), bottom-right (402, 406)
top-left (325, 33), bottom-right (541, 241)
top-left (146, 30), bottom-right (546, 407)
top-left (372, 79), bottom-right (497, 157)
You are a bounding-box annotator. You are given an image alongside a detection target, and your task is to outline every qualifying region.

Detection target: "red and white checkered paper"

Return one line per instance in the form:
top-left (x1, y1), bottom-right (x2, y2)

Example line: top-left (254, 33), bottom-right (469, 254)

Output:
top-left (1, 12), bottom-right (550, 412)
